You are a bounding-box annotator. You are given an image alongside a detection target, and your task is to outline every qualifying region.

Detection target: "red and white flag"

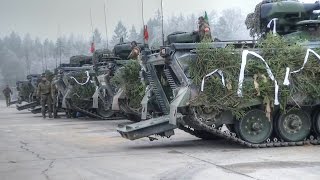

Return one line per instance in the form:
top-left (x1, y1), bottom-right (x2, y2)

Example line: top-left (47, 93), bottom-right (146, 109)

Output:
top-left (90, 42), bottom-right (95, 53)
top-left (144, 25), bottom-right (149, 43)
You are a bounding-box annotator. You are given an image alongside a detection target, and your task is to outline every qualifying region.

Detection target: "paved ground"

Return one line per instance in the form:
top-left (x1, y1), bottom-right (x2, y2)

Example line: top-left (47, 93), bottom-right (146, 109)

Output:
top-left (0, 101), bottom-right (320, 180)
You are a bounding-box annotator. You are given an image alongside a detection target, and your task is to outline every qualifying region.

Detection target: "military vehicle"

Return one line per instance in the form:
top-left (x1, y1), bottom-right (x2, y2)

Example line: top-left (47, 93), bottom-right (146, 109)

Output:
top-left (54, 43), bottom-right (145, 120)
top-left (53, 55), bottom-right (102, 119)
top-left (16, 74), bottom-right (41, 111)
top-left (246, 0), bottom-right (320, 37)
top-left (117, 0), bottom-right (320, 148)
top-left (260, 0), bottom-right (320, 36)
top-left (16, 80), bottom-right (34, 103)
top-left (111, 42), bottom-right (147, 122)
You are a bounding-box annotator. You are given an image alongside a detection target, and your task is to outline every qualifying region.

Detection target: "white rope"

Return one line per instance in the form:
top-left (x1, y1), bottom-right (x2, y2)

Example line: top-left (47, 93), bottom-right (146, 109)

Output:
top-left (238, 50), bottom-right (279, 105)
top-left (283, 49), bottom-right (320, 86)
top-left (283, 67), bottom-right (291, 86)
top-left (70, 71), bottom-right (90, 86)
top-left (267, 18), bottom-right (278, 36)
top-left (201, 69), bottom-right (225, 92)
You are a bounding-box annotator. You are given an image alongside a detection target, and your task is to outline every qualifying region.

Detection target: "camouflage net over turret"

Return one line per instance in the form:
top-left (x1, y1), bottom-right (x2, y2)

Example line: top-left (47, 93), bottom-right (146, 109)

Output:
top-left (111, 61), bottom-right (145, 109)
top-left (189, 34), bottom-right (320, 118)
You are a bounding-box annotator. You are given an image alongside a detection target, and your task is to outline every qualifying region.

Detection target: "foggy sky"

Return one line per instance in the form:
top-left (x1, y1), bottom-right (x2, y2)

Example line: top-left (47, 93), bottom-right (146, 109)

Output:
top-left (0, 0), bottom-right (316, 40)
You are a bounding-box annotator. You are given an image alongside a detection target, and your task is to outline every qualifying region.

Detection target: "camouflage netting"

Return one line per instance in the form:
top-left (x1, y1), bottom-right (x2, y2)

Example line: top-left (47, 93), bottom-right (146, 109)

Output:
top-left (68, 71), bottom-right (96, 108)
top-left (245, 2), bottom-right (263, 37)
top-left (111, 61), bottom-right (145, 109)
top-left (189, 34), bottom-right (320, 118)
top-left (245, 0), bottom-right (284, 37)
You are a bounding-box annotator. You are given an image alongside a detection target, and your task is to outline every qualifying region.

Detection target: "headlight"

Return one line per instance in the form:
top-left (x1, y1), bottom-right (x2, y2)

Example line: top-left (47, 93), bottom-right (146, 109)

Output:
top-left (160, 47), bottom-right (171, 58)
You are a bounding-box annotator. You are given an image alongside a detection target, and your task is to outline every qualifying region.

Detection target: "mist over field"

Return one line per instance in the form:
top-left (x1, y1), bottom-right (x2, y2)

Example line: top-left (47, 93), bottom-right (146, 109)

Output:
top-left (0, 0), bottom-right (317, 90)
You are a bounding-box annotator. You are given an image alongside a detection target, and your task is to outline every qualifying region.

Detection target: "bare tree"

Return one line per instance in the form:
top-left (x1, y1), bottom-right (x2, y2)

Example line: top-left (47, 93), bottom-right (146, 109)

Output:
top-left (22, 34), bottom-right (33, 74)
top-left (214, 8), bottom-right (250, 40)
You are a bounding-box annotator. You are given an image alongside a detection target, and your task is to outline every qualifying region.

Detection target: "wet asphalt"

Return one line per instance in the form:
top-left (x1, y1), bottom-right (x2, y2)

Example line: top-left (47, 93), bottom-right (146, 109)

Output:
top-left (0, 100), bottom-right (320, 180)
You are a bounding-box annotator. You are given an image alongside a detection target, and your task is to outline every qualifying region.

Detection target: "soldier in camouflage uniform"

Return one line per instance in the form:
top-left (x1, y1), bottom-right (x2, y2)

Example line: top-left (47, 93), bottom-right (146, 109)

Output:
top-left (198, 16), bottom-right (212, 42)
top-left (37, 74), bottom-right (53, 118)
top-left (2, 85), bottom-right (12, 107)
top-left (128, 41), bottom-right (141, 60)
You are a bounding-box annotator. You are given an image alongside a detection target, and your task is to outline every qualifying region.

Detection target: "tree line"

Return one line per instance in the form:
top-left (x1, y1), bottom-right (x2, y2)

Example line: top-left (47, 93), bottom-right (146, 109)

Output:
top-left (0, 8), bottom-right (249, 87)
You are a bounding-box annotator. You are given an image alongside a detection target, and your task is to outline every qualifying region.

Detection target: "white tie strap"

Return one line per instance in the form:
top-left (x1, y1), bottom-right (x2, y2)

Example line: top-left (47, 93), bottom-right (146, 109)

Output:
top-left (283, 67), bottom-right (291, 86)
top-left (283, 49), bottom-right (320, 86)
top-left (201, 69), bottom-right (225, 92)
top-left (238, 50), bottom-right (279, 105)
top-left (70, 71), bottom-right (91, 86)
top-left (267, 18), bottom-right (278, 36)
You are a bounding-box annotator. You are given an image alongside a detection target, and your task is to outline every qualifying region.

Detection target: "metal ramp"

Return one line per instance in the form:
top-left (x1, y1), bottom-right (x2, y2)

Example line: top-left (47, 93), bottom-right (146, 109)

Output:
top-left (16, 101), bottom-right (39, 111)
top-left (117, 115), bottom-right (177, 140)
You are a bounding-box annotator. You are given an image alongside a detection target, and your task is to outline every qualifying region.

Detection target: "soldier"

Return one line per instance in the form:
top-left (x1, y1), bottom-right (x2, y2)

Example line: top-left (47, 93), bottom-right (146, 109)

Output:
top-left (127, 41), bottom-right (141, 60)
top-left (2, 85), bottom-right (12, 107)
top-left (37, 74), bottom-right (53, 118)
top-left (198, 16), bottom-right (213, 42)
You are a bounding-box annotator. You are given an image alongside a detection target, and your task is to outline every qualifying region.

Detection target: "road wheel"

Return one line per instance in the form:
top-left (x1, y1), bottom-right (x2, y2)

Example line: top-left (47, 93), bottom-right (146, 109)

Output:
top-left (235, 110), bottom-right (272, 144)
top-left (276, 109), bottom-right (311, 142)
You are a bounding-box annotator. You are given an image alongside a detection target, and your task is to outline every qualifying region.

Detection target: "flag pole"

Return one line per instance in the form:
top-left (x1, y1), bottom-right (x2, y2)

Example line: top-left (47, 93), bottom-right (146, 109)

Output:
top-left (104, 0), bottom-right (109, 50)
top-left (90, 8), bottom-right (94, 42)
top-left (161, 0), bottom-right (165, 46)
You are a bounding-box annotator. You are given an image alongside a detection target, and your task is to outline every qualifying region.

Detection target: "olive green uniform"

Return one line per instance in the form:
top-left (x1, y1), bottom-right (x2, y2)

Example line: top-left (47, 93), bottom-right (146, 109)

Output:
top-left (128, 46), bottom-right (141, 60)
top-left (2, 87), bottom-right (12, 107)
top-left (199, 22), bottom-right (212, 41)
top-left (37, 80), bottom-right (52, 118)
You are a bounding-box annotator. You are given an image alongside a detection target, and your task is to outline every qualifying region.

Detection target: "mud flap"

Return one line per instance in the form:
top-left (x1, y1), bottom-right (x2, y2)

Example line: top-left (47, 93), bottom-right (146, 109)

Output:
top-left (170, 87), bottom-right (191, 125)
top-left (92, 86), bottom-right (99, 109)
top-left (62, 89), bottom-right (71, 108)
top-left (112, 89), bottom-right (125, 111)
top-left (141, 86), bottom-right (151, 120)
top-left (141, 96), bottom-right (148, 120)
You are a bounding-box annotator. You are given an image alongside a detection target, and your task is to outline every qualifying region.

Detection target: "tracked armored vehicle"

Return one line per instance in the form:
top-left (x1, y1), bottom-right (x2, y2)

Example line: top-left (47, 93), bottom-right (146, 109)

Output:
top-left (54, 43), bottom-right (145, 120)
top-left (118, 0), bottom-right (320, 148)
top-left (54, 55), bottom-right (110, 119)
top-left (16, 80), bottom-right (33, 103)
top-left (111, 42), bottom-right (147, 122)
top-left (16, 74), bottom-right (41, 111)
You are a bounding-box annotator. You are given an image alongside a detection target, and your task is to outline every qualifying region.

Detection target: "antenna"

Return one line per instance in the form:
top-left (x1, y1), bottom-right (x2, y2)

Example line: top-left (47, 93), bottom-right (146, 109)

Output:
top-left (41, 45), bottom-right (44, 72)
top-left (44, 41), bottom-right (47, 71)
top-left (141, 0), bottom-right (145, 27)
top-left (57, 24), bottom-right (62, 66)
top-left (104, 1), bottom-right (109, 49)
top-left (90, 8), bottom-right (94, 42)
top-left (141, 0), bottom-right (145, 45)
top-left (161, 0), bottom-right (165, 46)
